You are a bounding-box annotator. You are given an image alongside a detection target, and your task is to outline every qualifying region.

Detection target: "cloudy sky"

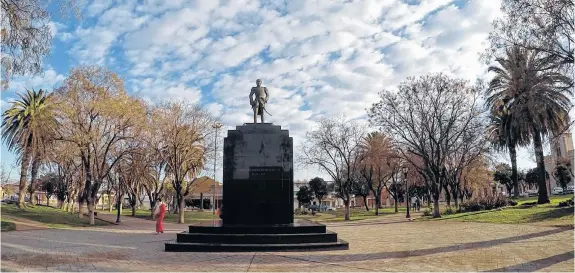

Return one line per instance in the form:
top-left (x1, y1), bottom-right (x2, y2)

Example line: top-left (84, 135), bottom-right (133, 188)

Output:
top-left (1, 0), bottom-right (572, 181)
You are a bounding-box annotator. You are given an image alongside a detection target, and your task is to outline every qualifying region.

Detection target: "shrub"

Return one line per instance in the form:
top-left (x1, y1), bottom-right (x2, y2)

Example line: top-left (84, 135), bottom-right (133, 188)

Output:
top-left (294, 208), bottom-right (309, 215)
top-left (461, 199), bottom-right (483, 212)
top-left (508, 200), bottom-right (518, 206)
top-left (444, 207), bottom-right (456, 215)
top-left (460, 195), bottom-right (510, 212)
top-left (557, 198), bottom-right (574, 208)
top-left (422, 208), bottom-right (433, 216)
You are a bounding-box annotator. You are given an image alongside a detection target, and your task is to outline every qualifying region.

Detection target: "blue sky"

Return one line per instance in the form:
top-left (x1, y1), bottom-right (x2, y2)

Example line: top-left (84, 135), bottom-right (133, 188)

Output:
top-left (1, 0), bottom-right (573, 181)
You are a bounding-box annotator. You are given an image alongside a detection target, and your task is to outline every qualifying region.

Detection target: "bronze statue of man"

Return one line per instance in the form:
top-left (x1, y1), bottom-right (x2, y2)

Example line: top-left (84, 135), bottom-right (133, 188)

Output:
top-left (249, 79), bottom-right (269, 123)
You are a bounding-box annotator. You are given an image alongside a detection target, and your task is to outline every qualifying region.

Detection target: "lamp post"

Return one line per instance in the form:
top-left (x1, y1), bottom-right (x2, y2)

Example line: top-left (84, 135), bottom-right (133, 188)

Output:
top-left (212, 122), bottom-right (222, 224)
top-left (402, 166), bottom-right (410, 219)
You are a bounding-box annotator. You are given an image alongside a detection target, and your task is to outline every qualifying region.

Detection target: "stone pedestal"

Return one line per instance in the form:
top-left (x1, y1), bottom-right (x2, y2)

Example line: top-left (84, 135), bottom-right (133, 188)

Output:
top-left (165, 123), bottom-right (348, 252)
top-left (222, 123), bottom-right (293, 225)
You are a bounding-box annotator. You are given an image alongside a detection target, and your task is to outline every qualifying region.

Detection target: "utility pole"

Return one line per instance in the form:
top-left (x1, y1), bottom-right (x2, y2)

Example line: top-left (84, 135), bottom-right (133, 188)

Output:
top-left (403, 166), bottom-right (410, 219)
top-left (212, 122), bottom-right (222, 224)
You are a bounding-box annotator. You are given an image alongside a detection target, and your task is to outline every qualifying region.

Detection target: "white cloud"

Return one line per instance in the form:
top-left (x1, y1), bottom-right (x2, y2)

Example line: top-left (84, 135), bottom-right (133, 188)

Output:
top-left (6, 69), bottom-right (66, 93)
top-left (85, 0), bottom-right (114, 17)
top-left (55, 0), bottom-right (508, 180)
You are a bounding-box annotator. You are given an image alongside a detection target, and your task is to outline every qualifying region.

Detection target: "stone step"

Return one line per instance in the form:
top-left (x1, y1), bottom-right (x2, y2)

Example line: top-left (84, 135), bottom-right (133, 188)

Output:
top-left (176, 231), bottom-right (338, 244)
top-left (165, 239), bottom-right (349, 252)
top-left (189, 224), bottom-right (326, 234)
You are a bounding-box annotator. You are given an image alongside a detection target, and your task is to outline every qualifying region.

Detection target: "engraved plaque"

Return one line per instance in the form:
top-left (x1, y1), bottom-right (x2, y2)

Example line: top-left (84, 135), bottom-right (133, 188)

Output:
top-left (249, 166), bottom-right (282, 180)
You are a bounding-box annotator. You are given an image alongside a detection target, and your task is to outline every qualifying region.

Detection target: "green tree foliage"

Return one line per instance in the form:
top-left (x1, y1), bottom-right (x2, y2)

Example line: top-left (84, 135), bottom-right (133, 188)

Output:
top-left (493, 164), bottom-right (513, 197)
top-left (554, 165), bottom-right (573, 192)
top-left (40, 173), bottom-right (57, 206)
top-left (296, 185), bottom-right (313, 208)
top-left (308, 177), bottom-right (328, 206)
top-left (1, 89), bottom-right (56, 208)
top-left (485, 46), bottom-right (573, 203)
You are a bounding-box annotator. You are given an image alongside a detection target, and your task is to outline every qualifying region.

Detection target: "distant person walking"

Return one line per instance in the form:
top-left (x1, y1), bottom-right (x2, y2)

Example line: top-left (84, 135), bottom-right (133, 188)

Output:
top-left (415, 197), bottom-right (421, 212)
top-left (154, 198), bottom-right (166, 234)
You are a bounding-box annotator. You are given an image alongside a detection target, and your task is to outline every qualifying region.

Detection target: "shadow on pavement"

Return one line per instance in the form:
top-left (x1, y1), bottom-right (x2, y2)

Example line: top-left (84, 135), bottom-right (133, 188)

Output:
top-left (484, 250), bottom-right (574, 272)
top-left (258, 226), bottom-right (574, 263)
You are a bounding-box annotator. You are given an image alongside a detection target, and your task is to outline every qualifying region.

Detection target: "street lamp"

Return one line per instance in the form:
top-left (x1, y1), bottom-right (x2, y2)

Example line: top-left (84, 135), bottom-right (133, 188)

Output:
top-left (402, 166), bottom-right (410, 219)
top-left (212, 122), bottom-right (223, 225)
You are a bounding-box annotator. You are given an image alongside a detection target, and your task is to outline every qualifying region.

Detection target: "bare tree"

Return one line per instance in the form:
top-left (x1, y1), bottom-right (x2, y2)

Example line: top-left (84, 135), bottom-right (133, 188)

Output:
top-left (369, 73), bottom-right (485, 218)
top-left (0, 0), bottom-right (80, 89)
top-left (157, 102), bottom-right (215, 224)
top-left (300, 115), bottom-right (364, 221)
top-left (486, 0), bottom-right (574, 66)
top-left (141, 105), bottom-right (169, 219)
top-left (53, 66), bottom-right (146, 224)
top-left (359, 132), bottom-right (396, 215)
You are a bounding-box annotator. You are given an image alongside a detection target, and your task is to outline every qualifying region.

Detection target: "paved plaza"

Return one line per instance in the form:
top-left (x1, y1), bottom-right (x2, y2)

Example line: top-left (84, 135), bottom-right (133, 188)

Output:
top-left (1, 214), bottom-right (573, 272)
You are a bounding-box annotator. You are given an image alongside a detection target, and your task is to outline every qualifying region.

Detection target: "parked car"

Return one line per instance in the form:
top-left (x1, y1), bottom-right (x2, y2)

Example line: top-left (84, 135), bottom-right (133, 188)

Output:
top-left (564, 186), bottom-right (574, 194)
top-left (526, 190), bottom-right (538, 197)
top-left (552, 187), bottom-right (564, 195)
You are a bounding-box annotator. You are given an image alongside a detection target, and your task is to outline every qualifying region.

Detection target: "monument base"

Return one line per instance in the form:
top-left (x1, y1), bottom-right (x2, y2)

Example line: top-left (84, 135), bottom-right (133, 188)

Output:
top-left (164, 220), bottom-right (349, 252)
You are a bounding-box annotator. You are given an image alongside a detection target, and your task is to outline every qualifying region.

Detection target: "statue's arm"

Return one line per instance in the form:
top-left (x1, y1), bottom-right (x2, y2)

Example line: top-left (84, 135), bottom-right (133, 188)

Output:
top-left (264, 87), bottom-right (269, 103)
top-left (249, 88), bottom-right (255, 105)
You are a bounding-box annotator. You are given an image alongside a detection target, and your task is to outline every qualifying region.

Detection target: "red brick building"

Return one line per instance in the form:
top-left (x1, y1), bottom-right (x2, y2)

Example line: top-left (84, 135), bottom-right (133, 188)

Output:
top-left (353, 187), bottom-right (399, 209)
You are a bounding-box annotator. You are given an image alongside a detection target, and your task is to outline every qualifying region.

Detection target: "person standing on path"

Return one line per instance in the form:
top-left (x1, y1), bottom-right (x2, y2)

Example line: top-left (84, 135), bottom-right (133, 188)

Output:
top-left (154, 198), bottom-right (166, 234)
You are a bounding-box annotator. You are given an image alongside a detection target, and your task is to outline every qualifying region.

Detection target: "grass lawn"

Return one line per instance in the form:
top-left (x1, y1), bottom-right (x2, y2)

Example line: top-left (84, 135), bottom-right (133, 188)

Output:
top-left (1, 204), bottom-right (109, 228)
top-left (295, 207), bottom-right (407, 222)
top-left (513, 194), bottom-right (574, 205)
top-left (419, 195), bottom-right (574, 227)
top-left (98, 208), bottom-right (217, 223)
top-left (98, 206), bottom-right (408, 223)
top-left (1, 219), bottom-right (16, 232)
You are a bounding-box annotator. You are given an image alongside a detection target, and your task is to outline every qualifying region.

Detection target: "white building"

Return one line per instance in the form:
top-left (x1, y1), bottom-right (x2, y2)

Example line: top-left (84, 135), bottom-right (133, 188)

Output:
top-left (544, 132), bottom-right (574, 191)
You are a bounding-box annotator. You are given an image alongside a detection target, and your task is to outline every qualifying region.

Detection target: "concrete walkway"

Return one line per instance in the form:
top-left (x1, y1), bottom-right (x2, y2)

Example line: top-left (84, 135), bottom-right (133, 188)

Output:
top-left (1, 212), bottom-right (573, 272)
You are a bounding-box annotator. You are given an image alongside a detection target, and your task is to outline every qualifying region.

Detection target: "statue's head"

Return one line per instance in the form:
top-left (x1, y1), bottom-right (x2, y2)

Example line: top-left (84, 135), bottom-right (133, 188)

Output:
top-left (256, 79), bottom-right (262, 86)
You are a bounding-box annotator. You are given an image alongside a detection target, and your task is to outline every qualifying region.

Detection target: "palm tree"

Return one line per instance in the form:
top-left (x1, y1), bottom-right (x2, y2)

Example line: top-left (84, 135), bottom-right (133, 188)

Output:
top-left (486, 105), bottom-right (530, 198)
top-left (486, 46), bottom-right (573, 204)
top-left (2, 89), bottom-right (55, 208)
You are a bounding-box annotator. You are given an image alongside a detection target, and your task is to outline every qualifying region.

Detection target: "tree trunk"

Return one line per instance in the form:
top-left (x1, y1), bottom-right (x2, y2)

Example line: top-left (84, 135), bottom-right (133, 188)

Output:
top-left (116, 193), bottom-right (123, 223)
top-left (532, 127), bottom-right (550, 204)
top-left (344, 199), bottom-right (350, 221)
top-left (178, 195), bottom-right (185, 224)
top-left (509, 144), bottom-right (519, 198)
top-left (174, 195), bottom-right (180, 214)
top-left (149, 193), bottom-right (157, 220)
top-left (17, 147), bottom-right (32, 209)
top-left (28, 156), bottom-right (40, 206)
top-left (363, 196), bottom-right (369, 211)
top-left (375, 197), bottom-right (380, 216)
top-left (394, 194), bottom-right (398, 213)
top-left (70, 198), bottom-right (75, 213)
top-left (78, 196), bottom-right (84, 218)
top-left (433, 196), bottom-right (441, 218)
top-left (132, 205), bottom-right (136, 216)
top-left (46, 196), bottom-right (50, 206)
top-left (453, 193), bottom-right (458, 209)
top-left (87, 200), bottom-right (95, 225)
top-left (443, 183), bottom-right (451, 207)
top-left (108, 193), bottom-right (113, 212)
